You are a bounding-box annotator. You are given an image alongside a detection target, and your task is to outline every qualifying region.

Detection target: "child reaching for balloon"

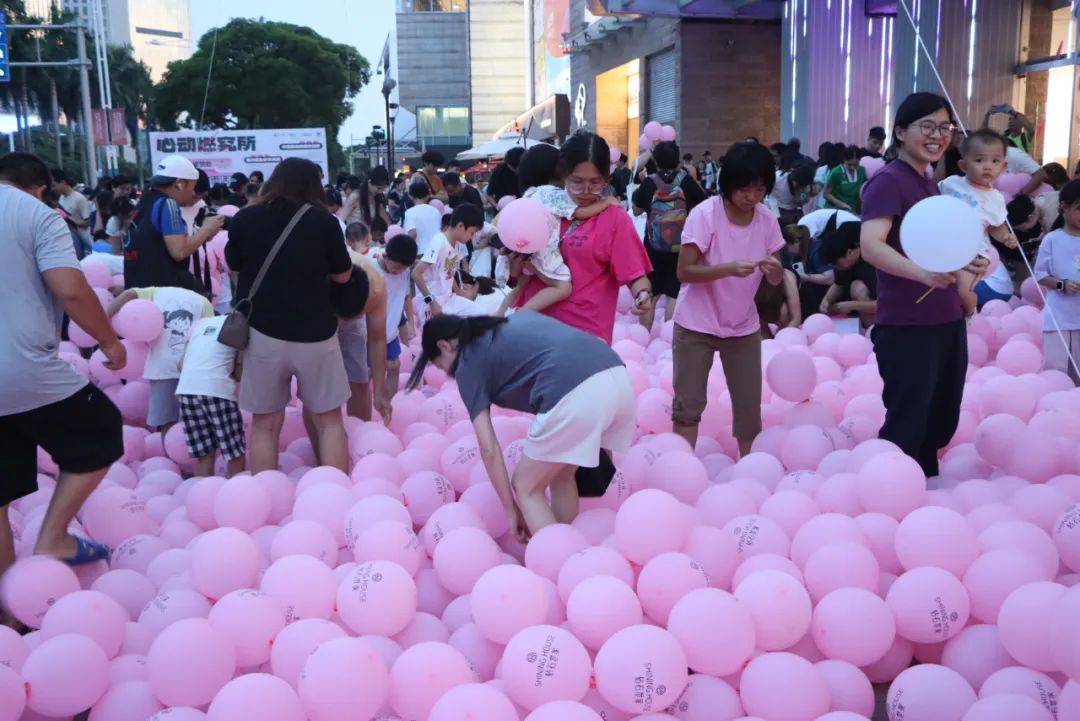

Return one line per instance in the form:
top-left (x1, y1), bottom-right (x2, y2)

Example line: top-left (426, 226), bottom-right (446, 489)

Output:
top-left (937, 129), bottom-right (1019, 312)
top-left (499, 144), bottom-right (620, 314)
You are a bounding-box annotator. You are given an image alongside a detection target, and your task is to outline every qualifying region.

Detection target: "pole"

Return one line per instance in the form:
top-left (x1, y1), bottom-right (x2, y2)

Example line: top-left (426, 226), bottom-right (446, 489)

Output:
top-left (384, 93), bottom-right (392, 172)
top-left (51, 79), bottom-right (62, 170)
top-left (76, 25), bottom-right (98, 185)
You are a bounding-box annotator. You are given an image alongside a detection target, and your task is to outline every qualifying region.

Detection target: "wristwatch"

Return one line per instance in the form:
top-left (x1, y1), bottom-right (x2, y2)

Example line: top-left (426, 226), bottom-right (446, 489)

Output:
top-left (423, 295), bottom-right (434, 305)
top-left (1055, 280), bottom-right (1065, 292)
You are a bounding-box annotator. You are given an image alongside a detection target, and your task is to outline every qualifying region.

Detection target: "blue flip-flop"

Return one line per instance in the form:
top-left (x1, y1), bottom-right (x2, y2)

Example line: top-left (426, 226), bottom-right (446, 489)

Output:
top-left (62, 537), bottom-right (111, 566)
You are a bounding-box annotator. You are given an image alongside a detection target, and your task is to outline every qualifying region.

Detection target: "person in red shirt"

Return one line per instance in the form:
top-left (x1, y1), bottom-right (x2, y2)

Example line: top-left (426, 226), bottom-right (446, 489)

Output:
top-left (516, 131), bottom-right (653, 343)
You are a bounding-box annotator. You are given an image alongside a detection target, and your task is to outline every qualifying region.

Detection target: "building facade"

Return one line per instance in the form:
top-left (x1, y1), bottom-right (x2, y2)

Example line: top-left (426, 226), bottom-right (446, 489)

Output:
top-left (469, 0), bottom-right (529, 141)
top-left (61, 0), bottom-right (192, 81)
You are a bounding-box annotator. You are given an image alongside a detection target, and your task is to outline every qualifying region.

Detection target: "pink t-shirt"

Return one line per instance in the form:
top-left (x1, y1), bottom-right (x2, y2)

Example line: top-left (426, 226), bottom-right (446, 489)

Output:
top-left (517, 205), bottom-right (651, 344)
top-left (674, 198), bottom-right (785, 338)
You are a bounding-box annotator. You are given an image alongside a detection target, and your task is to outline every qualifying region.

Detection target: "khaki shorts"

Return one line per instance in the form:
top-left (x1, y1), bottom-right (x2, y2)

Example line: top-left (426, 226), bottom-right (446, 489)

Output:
top-left (338, 318), bottom-right (370, 384)
top-left (240, 328), bottom-right (350, 415)
top-left (672, 324), bottom-right (762, 442)
top-left (523, 366), bottom-right (636, 467)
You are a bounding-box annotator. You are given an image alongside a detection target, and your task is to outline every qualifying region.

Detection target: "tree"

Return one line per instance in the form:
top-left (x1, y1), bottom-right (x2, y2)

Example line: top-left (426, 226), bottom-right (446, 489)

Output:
top-left (154, 19), bottom-right (369, 152)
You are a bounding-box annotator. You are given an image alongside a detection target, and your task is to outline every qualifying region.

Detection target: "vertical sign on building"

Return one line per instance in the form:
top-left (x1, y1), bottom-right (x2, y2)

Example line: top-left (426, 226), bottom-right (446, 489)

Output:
top-left (0, 13), bottom-right (10, 84)
top-left (108, 108), bottom-right (128, 145)
top-left (91, 108), bottom-right (110, 146)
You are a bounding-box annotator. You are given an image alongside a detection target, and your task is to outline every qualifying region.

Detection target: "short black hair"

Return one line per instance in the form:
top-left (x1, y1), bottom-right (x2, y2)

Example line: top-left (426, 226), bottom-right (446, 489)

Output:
top-left (818, 222), bottom-right (862, 265)
top-left (682, 153), bottom-right (693, 162)
top-left (1043, 162), bottom-right (1069, 190)
top-left (518, 144), bottom-right (561, 193)
top-left (786, 163), bottom-right (817, 189)
top-left (230, 171), bottom-right (248, 189)
top-left (892, 92), bottom-right (954, 147)
top-left (0, 152), bottom-right (52, 189)
top-left (385, 233), bottom-right (419, 266)
top-left (422, 150), bottom-right (445, 167)
top-left (787, 138), bottom-right (801, 150)
top-left (345, 222), bottom-right (370, 242)
top-left (210, 183), bottom-right (230, 202)
top-left (441, 172), bottom-right (462, 188)
top-left (719, 142), bottom-right (776, 199)
top-left (1006, 194), bottom-right (1036, 227)
top-left (652, 141), bottom-right (681, 171)
top-left (1061, 178), bottom-right (1080, 208)
top-left (369, 165), bottom-right (390, 186)
top-left (408, 180), bottom-right (431, 200)
top-left (769, 142), bottom-right (788, 155)
top-left (869, 126), bottom-right (886, 141)
top-left (109, 174), bottom-right (133, 188)
top-left (704, 150), bottom-right (712, 157)
top-left (841, 145), bottom-right (861, 162)
top-left (325, 187), bottom-right (343, 208)
top-left (345, 175), bottom-right (363, 191)
top-left (110, 196), bottom-right (135, 218)
top-left (194, 169), bottom-right (211, 194)
top-left (960, 129), bottom-right (1007, 157)
top-left (619, 153), bottom-right (628, 164)
top-left (449, 203), bottom-right (484, 230)
top-left (244, 182), bottom-right (260, 197)
top-left (504, 146), bottom-right (526, 168)
top-left (557, 131), bottom-right (612, 181)
top-left (52, 168), bottom-right (73, 185)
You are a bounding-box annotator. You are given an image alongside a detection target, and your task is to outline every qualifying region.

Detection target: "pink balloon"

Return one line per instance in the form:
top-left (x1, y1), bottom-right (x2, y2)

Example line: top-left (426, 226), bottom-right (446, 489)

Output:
top-left (635, 552), bottom-right (708, 625)
top-left (895, 506), bottom-right (980, 577)
top-left (499, 197), bottom-right (551, 254)
top-left (557, 546), bottom-right (635, 602)
top-left (337, 560), bottom-right (417, 637)
top-left (189, 527), bottom-right (261, 601)
top-left (0, 556), bottom-right (80, 628)
top-left (207, 674), bottom-right (304, 721)
top-left (212, 474), bottom-right (271, 532)
top-left (854, 451), bottom-right (927, 520)
top-left (0, 664), bottom-right (25, 721)
top-left (593, 625), bottom-right (688, 715)
top-left (389, 642), bottom-right (476, 720)
top-left (447, 623), bottom-right (501, 679)
top-left (780, 425), bottom-right (836, 471)
top-left (643, 121), bottom-right (663, 140)
top-left (658, 125), bottom-right (677, 142)
top-left (271, 520), bottom-right (338, 564)
top-left (501, 625), bottom-right (591, 709)
top-left (566, 576), bottom-right (643, 651)
top-left (524, 524), bottom-right (591, 582)
top-left (401, 471), bottom-right (456, 526)
top-left (22, 633), bottom-right (109, 717)
top-left (207, 590), bottom-right (286, 667)
top-left (667, 588), bottom-right (754, 677)
top-left (81, 486), bottom-right (155, 547)
top-left (298, 637), bottom-right (389, 721)
top-left (963, 549), bottom-right (1052, 623)
top-left (722, 514), bottom-right (792, 560)
top-left (293, 482), bottom-right (352, 546)
top-left (816, 660), bottom-right (875, 716)
top-left (886, 664), bottom-right (976, 721)
top-left (978, 520), bottom-right (1060, 579)
top-left (646, 451), bottom-right (708, 503)
top-left (740, 652), bottom-right (829, 720)
top-left (430, 526), bottom-right (501, 595)
top-left (471, 565), bottom-right (549, 644)
top-left (860, 155), bottom-right (886, 179)
top-left (345, 495), bottom-right (412, 549)
top-left (430, 683), bottom-right (520, 721)
top-left (980, 667), bottom-right (1061, 712)
top-left (684, 525), bottom-right (739, 590)
top-left (112, 299), bottom-right (164, 342)
top-left (766, 351), bottom-right (817, 403)
top-left (638, 134), bottom-right (654, 152)
top-left (811, 587), bottom-right (895, 667)
top-left (526, 700), bottom-right (602, 721)
top-left (86, 680), bottom-right (164, 721)
top-left (887, 567), bottom-right (970, 643)
top-left (1049, 584), bottom-right (1080, 680)
top-left (615, 488), bottom-right (691, 565)
top-left (961, 695), bottom-right (1054, 721)
top-left (137, 589), bottom-right (212, 636)
top-left (804, 543), bottom-right (880, 602)
top-left (259, 555), bottom-right (337, 623)
top-left (998, 581), bottom-right (1068, 671)
top-left (694, 482), bottom-right (757, 528)
top-left (146, 618), bottom-right (236, 707)
top-left (789, 513), bottom-right (866, 568)
top-left (40, 590), bottom-right (127, 659)
top-left (733, 570), bottom-right (811, 651)
top-left (0, 625), bottom-right (29, 672)
top-left (270, 619), bottom-right (346, 690)
top-left (941, 623), bottom-right (1014, 691)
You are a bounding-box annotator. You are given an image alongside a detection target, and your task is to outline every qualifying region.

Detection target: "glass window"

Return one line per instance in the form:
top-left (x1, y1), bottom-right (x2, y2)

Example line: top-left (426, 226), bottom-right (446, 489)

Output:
top-left (417, 106), bottom-right (471, 144)
top-left (396, 0), bottom-right (465, 12)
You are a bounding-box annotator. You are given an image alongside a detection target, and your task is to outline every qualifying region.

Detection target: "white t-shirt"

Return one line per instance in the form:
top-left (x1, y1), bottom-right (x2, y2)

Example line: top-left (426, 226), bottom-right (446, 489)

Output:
top-left (404, 203), bottom-right (443, 254)
top-left (1033, 228), bottom-right (1080, 331)
top-left (1036, 190), bottom-right (1061, 230)
top-left (84, 251), bottom-right (124, 275)
top-left (938, 175), bottom-right (1012, 294)
top-left (175, 316), bottom-right (239, 401)
top-left (375, 257), bottom-right (412, 341)
top-left (179, 199), bottom-right (206, 233)
top-left (59, 191), bottom-right (91, 238)
top-left (798, 209), bottom-right (860, 238)
top-left (134, 286), bottom-right (215, 380)
top-left (474, 287), bottom-right (509, 315)
top-left (420, 232), bottom-right (463, 303)
top-left (1006, 146), bottom-right (1041, 175)
top-left (813, 165), bottom-right (830, 209)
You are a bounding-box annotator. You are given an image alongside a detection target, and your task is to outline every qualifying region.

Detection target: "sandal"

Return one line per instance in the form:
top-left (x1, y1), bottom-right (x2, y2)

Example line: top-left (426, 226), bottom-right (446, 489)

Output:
top-left (61, 536), bottom-right (111, 566)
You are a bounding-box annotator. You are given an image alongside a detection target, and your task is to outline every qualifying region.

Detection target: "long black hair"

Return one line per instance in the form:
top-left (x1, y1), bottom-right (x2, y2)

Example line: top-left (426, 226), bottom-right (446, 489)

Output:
top-left (406, 315), bottom-right (508, 391)
top-left (517, 144), bottom-right (561, 194)
top-left (557, 130), bottom-right (612, 181)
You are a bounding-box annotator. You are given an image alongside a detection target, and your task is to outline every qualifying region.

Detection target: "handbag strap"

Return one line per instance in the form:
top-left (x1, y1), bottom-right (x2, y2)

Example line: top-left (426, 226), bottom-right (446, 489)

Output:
top-left (239, 203), bottom-right (311, 308)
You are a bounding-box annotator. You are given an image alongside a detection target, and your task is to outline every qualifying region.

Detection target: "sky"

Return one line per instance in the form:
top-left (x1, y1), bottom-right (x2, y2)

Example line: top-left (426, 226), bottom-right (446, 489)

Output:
top-left (189, 0), bottom-right (394, 146)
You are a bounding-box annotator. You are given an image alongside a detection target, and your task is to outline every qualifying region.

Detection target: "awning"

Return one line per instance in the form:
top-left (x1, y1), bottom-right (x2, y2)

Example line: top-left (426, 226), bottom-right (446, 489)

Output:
top-left (494, 95), bottom-right (571, 141)
top-left (456, 137), bottom-right (555, 161)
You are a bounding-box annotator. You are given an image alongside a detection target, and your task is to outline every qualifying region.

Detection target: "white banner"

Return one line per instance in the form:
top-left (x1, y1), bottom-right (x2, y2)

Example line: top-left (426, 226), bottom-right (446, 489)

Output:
top-left (149, 128), bottom-right (329, 186)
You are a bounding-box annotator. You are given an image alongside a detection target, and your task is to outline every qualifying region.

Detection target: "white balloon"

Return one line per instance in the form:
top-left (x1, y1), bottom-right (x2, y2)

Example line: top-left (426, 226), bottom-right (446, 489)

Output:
top-left (899, 195), bottom-right (983, 272)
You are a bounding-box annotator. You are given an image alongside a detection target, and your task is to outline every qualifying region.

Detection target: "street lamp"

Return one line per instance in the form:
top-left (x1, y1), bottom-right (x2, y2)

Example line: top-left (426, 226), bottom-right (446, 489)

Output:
top-left (382, 77), bottom-right (397, 172)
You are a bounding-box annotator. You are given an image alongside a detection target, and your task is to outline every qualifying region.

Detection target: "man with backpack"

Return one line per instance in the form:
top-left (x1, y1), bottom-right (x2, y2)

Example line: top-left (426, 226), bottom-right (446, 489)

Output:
top-left (632, 140), bottom-right (707, 329)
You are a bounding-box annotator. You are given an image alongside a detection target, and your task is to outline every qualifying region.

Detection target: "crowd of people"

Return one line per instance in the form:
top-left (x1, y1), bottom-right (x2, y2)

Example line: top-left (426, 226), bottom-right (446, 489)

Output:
top-left (1, 88), bottom-right (1079, 572)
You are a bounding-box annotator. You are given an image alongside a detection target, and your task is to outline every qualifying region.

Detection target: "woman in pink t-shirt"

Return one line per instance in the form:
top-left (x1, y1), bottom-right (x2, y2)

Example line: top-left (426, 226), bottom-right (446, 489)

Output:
top-left (673, 142), bottom-right (786, 456)
top-left (516, 131), bottom-right (653, 343)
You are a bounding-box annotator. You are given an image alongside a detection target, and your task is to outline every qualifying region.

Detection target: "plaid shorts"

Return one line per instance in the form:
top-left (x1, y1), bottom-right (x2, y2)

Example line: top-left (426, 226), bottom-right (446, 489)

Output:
top-left (178, 395), bottom-right (246, 460)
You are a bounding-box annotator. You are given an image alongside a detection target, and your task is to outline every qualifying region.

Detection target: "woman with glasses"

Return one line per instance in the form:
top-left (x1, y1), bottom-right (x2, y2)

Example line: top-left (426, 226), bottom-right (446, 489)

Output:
top-left (860, 92), bottom-right (989, 477)
top-left (514, 131), bottom-right (653, 343)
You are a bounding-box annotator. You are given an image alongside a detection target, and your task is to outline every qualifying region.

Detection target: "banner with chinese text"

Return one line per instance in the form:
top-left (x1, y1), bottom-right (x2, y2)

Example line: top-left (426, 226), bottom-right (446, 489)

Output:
top-left (149, 128), bottom-right (329, 186)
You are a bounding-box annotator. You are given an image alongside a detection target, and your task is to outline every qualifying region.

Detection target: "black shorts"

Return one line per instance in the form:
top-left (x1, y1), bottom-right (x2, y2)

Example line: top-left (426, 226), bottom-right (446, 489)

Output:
top-left (0, 385), bottom-right (123, 506)
top-left (647, 244), bottom-right (682, 300)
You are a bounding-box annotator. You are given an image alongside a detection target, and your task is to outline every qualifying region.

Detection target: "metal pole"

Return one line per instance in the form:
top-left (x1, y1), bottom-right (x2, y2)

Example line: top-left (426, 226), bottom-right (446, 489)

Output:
top-left (76, 25), bottom-right (98, 184)
top-left (384, 95), bottom-right (392, 172)
top-left (51, 79), bottom-right (62, 170)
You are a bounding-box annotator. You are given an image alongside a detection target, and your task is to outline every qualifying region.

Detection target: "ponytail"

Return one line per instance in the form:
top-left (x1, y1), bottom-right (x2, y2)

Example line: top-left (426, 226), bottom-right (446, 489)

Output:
top-left (406, 314), bottom-right (508, 391)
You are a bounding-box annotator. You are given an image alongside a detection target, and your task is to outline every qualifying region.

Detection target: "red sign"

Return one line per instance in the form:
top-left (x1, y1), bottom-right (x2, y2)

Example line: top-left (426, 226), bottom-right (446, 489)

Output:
top-left (108, 108), bottom-right (128, 145)
top-left (91, 108), bottom-right (110, 146)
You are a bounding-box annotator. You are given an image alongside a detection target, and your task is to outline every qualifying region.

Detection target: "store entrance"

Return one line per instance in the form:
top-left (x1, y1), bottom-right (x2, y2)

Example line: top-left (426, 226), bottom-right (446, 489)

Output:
top-left (596, 59), bottom-right (641, 159)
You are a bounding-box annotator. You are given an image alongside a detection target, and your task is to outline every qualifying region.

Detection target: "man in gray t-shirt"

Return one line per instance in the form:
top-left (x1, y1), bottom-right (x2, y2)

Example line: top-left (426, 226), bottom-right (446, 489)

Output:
top-left (0, 153), bottom-right (128, 575)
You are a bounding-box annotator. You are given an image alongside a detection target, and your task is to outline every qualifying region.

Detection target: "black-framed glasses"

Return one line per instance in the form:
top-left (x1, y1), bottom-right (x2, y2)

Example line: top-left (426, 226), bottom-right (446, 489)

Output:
top-left (914, 121), bottom-right (957, 138)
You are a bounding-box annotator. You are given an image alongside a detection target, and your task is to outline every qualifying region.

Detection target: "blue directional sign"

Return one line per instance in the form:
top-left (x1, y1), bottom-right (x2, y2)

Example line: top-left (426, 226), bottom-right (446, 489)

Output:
top-left (0, 14), bottom-right (10, 84)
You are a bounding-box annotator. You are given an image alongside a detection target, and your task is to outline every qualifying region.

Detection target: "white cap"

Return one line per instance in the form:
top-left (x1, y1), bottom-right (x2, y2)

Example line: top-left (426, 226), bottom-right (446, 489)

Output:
top-left (150, 154), bottom-right (199, 183)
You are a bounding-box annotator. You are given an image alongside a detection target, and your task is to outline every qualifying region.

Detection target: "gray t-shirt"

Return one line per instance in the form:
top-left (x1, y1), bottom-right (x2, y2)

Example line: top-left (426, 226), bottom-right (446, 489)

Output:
top-left (455, 311), bottom-right (623, 420)
top-left (0, 184), bottom-right (89, 415)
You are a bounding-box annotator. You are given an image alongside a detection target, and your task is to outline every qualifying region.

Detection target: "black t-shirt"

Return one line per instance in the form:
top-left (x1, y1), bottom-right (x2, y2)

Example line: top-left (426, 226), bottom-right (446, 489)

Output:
top-left (487, 165), bottom-right (519, 202)
top-left (611, 167), bottom-right (633, 200)
top-left (224, 193), bottom-right (248, 208)
top-left (835, 259), bottom-right (878, 298)
top-left (449, 185), bottom-right (484, 210)
top-left (632, 172), bottom-right (708, 214)
top-left (225, 202), bottom-right (352, 343)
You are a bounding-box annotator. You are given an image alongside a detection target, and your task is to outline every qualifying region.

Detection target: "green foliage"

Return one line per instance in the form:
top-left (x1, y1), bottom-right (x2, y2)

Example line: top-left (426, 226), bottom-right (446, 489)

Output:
top-left (154, 18), bottom-right (370, 140)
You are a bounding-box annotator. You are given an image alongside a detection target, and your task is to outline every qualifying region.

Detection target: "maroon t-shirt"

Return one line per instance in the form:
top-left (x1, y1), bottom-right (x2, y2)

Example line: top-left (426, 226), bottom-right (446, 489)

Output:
top-left (860, 159), bottom-right (964, 326)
